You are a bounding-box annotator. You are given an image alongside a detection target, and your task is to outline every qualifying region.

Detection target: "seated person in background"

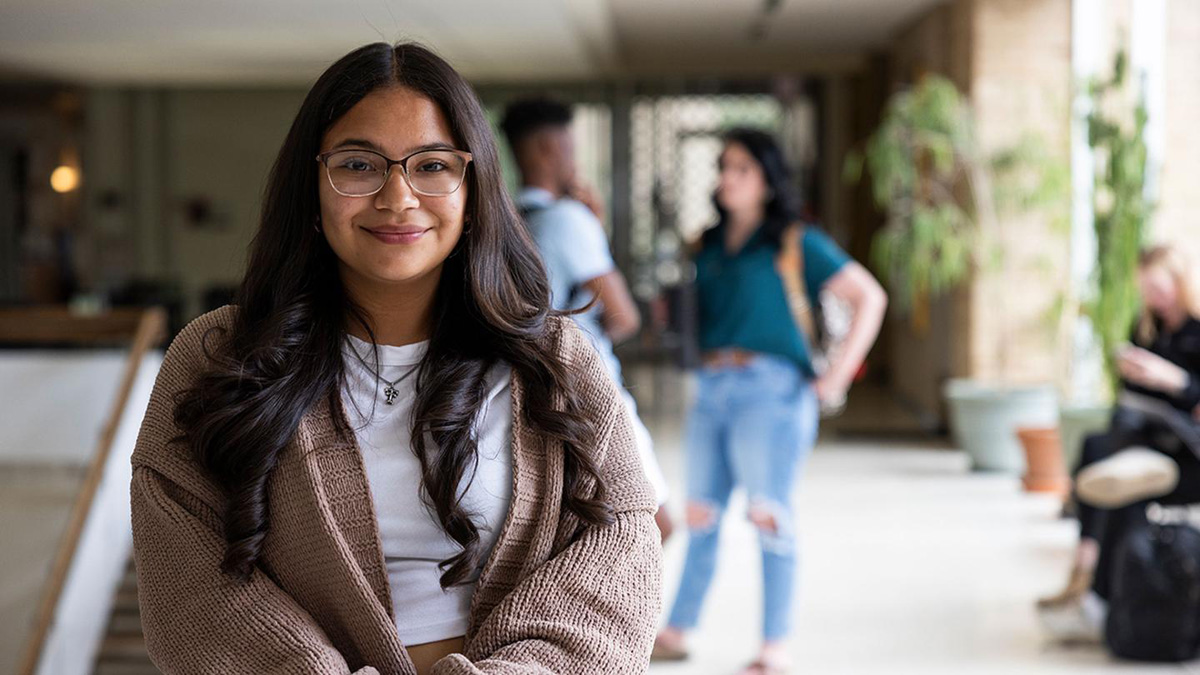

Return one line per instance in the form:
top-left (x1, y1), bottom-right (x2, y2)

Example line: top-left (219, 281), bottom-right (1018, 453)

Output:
top-left (1038, 244), bottom-right (1200, 643)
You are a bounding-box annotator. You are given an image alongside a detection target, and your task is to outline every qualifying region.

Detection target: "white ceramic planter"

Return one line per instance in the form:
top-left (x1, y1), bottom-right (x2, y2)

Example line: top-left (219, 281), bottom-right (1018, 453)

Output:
top-left (944, 379), bottom-right (1060, 473)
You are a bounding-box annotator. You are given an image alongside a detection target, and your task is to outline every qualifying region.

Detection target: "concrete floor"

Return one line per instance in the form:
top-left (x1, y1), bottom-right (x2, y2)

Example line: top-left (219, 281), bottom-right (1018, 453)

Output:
top-left (644, 409), bottom-right (1195, 674)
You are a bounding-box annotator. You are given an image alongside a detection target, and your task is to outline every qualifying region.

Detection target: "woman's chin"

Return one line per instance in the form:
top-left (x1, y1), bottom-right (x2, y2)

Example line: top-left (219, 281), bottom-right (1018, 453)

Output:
top-left (374, 262), bottom-right (443, 286)
top-left (718, 198), bottom-right (751, 213)
top-left (367, 271), bottom-right (428, 286)
top-left (339, 259), bottom-right (440, 289)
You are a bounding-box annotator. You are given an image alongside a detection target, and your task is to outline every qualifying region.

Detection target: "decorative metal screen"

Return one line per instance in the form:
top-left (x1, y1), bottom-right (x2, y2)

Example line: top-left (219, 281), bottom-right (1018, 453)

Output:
top-left (629, 94), bottom-right (784, 298)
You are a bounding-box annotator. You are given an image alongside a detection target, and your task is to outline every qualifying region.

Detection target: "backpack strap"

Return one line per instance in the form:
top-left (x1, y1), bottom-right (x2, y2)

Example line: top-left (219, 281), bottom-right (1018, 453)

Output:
top-left (517, 202), bottom-right (548, 220)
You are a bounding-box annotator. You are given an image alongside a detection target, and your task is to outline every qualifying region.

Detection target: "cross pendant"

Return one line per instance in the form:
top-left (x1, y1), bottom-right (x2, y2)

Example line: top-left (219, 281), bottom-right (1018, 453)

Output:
top-left (383, 384), bottom-right (399, 405)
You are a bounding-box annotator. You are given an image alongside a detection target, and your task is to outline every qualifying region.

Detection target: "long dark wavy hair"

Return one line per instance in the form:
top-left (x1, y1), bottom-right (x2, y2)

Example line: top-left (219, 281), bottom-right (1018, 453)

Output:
top-left (172, 42), bottom-right (614, 587)
top-left (703, 127), bottom-right (804, 250)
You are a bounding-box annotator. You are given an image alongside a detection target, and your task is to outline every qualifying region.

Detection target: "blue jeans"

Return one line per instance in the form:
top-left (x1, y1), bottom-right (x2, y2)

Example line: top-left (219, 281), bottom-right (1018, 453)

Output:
top-left (666, 354), bottom-right (819, 641)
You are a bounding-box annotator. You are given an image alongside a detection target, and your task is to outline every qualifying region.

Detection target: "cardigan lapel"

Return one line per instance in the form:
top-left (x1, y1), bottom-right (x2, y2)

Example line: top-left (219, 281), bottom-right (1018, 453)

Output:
top-left (464, 367), bottom-right (564, 645)
top-left (260, 395), bottom-right (415, 674)
top-left (297, 394), bottom-right (396, 618)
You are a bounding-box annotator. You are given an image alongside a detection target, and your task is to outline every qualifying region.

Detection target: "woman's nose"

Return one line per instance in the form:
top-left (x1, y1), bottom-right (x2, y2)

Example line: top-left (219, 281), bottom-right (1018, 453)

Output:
top-left (373, 170), bottom-right (421, 211)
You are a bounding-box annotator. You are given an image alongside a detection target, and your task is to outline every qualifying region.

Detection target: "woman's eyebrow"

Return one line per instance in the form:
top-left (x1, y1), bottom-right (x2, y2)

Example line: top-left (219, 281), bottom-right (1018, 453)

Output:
top-left (405, 141), bottom-right (457, 153)
top-left (328, 138), bottom-right (459, 155)
top-left (329, 138), bottom-right (385, 152)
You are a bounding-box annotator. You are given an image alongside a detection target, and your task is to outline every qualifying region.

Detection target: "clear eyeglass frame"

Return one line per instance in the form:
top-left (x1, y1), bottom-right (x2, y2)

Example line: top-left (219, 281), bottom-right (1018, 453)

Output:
top-left (315, 147), bottom-right (474, 197)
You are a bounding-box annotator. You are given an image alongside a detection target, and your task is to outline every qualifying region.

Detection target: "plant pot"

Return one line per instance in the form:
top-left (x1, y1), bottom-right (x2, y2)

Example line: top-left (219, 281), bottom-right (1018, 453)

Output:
top-left (1058, 403), bottom-right (1112, 472)
top-left (944, 379), bottom-right (1059, 473)
top-left (1016, 426), bottom-right (1069, 496)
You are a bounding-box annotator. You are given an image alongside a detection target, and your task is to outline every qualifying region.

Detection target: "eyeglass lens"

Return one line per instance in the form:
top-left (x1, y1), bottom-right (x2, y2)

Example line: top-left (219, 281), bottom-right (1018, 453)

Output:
top-left (324, 149), bottom-right (467, 196)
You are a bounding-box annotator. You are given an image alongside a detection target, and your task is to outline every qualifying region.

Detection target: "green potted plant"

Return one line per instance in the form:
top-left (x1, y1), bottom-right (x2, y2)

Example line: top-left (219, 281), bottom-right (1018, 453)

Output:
top-left (845, 75), bottom-right (1069, 473)
top-left (1059, 50), bottom-right (1153, 470)
top-left (844, 76), bottom-right (976, 315)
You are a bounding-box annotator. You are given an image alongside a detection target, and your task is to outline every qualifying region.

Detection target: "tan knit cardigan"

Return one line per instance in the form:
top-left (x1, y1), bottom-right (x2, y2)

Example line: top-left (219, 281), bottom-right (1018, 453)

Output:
top-left (130, 305), bottom-right (662, 674)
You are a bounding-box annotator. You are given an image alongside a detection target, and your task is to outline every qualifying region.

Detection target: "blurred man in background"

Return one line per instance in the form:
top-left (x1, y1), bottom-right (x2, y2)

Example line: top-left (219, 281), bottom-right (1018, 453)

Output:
top-left (502, 98), bottom-right (673, 541)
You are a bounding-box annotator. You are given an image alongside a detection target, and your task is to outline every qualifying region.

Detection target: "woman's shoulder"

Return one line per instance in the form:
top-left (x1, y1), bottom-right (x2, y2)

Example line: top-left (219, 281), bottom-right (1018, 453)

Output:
top-left (150, 304), bottom-right (239, 390)
top-left (168, 304), bottom-right (238, 355)
top-left (542, 315), bottom-right (621, 402)
top-left (543, 315), bottom-right (596, 365)
top-left (131, 306), bottom-right (240, 502)
top-left (799, 223), bottom-right (835, 248)
top-left (542, 313), bottom-right (576, 344)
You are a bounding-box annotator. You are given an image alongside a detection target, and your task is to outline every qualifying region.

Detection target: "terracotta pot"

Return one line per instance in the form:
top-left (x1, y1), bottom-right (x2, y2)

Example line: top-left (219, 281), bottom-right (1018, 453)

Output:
top-left (1016, 427), bottom-right (1069, 496)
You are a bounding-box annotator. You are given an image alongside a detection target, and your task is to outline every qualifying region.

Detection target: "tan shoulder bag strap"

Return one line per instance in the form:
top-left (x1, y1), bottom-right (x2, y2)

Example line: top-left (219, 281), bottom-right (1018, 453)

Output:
top-left (776, 222), bottom-right (817, 341)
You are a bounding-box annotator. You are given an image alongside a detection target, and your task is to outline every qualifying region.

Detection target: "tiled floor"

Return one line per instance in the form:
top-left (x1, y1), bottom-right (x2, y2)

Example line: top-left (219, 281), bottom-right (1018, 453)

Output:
top-left (642, 405), bottom-right (1195, 674)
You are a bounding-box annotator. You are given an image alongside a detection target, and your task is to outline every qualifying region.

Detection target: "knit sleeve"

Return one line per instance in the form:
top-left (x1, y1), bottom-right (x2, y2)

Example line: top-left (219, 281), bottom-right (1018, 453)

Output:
top-left (129, 305), bottom-right (378, 674)
top-left (131, 467), bottom-right (380, 675)
top-left (430, 321), bottom-right (662, 675)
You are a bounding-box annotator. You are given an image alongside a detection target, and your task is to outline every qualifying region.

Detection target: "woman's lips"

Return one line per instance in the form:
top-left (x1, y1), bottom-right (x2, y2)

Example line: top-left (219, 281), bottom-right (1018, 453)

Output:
top-left (363, 227), bottom-right (428, 244)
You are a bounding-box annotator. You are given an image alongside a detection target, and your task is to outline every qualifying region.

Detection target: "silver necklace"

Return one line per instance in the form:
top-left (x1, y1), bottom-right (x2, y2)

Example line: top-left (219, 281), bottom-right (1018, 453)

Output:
top-left (346, 340), bottom-right (419, 405)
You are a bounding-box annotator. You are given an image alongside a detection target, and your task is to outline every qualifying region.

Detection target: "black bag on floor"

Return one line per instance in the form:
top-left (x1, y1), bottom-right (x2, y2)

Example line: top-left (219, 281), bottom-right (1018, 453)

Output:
top-left (1105, 519), bottom-right (1200, 662)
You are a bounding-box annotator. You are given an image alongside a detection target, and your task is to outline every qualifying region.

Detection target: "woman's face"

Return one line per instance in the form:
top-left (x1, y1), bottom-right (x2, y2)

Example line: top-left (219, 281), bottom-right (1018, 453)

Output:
top-left (317, 86), bottom-right (468, 290)
top-left (1138, 263), bottom-right (1181, 318)
top-left (716, 141), bottom-right (769, 215)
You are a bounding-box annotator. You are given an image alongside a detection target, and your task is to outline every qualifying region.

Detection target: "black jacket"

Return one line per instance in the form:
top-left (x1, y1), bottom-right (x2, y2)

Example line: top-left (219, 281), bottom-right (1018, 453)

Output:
top-left (1123, 315), bottom-right (1200, 412)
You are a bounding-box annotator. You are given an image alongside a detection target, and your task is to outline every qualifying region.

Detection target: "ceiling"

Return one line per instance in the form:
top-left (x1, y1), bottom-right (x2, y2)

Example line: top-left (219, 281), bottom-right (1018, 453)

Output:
top-left (0, 0), bottom-right (949, 85)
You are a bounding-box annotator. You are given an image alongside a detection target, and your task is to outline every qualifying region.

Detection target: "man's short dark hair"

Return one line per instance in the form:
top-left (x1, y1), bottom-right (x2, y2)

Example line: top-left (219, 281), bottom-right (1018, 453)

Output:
top-left (500, 98), bottom-right (573, 150)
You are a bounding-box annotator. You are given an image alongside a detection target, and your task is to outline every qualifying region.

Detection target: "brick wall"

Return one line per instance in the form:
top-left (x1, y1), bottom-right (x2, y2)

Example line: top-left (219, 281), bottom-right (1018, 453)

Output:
top-left (1158, 0), bottom-right (1200, 270)
top-left (967, 0), bottom-right (1073, 385)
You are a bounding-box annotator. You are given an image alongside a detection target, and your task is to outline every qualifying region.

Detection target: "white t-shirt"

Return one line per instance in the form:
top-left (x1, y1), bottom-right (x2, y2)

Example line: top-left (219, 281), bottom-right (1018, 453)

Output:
top-left (517, 186), bottom-right (669, 505)
top-left (517, 186), bottom-right (621, 380)
top-left (339, 333), bottom-right (513, 645)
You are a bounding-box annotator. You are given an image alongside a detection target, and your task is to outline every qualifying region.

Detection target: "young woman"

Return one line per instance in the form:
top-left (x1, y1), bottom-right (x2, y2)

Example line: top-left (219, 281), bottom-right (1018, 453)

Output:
top-left (1038, 243), bottom-right (1200, 642)
top-left (130, 42), bottom-right (661, 675)
top-left (652, 129), bottom-right (887, 674)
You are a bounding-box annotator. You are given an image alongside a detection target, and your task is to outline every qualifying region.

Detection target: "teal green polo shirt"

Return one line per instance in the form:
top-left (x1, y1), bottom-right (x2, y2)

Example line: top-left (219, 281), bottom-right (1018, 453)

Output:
top-left (694, 225), bottom-right (850, 377)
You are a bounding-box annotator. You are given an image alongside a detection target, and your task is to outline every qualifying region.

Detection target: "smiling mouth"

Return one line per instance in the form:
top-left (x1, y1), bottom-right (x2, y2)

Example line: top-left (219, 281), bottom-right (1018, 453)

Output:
top-left (362, 227), bottom-right (430, 244)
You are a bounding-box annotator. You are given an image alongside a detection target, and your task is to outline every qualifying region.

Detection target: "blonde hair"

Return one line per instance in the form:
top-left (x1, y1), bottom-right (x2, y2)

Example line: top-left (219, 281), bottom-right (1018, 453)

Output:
top-left (1137, 244), bottom-right (1200, 344)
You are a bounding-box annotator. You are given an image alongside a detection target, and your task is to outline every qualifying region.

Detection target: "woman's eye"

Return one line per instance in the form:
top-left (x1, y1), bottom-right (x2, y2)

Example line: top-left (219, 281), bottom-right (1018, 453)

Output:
top-left (416, 161), bottom-right (449, 173)
top-left (341, 160), bottom-right (375, 172)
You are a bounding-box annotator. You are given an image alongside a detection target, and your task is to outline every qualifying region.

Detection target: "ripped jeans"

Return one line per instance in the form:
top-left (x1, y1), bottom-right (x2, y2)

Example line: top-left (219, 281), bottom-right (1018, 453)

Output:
top-left (665, 353), bottom-right (819, 641)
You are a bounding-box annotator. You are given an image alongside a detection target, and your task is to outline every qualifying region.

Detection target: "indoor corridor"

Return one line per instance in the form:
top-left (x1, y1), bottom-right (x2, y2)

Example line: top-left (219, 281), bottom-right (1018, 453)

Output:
top-left (636, 370), bottom-right (1197, 674)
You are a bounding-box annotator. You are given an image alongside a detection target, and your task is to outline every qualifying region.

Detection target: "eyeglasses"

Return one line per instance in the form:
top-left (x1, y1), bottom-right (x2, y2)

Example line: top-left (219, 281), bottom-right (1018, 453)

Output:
top-left (316, 147), bottom-right (473, 197)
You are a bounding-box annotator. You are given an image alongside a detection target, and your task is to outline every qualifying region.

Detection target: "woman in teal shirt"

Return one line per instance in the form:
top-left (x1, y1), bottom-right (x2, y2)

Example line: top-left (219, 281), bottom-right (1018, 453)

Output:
top-left (654, 129), bottom-right (888, 674)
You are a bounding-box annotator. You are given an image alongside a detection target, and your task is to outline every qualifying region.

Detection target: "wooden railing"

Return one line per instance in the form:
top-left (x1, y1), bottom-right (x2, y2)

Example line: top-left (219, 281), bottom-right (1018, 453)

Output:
top-left (2, 306), bottom-right (168, 675)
